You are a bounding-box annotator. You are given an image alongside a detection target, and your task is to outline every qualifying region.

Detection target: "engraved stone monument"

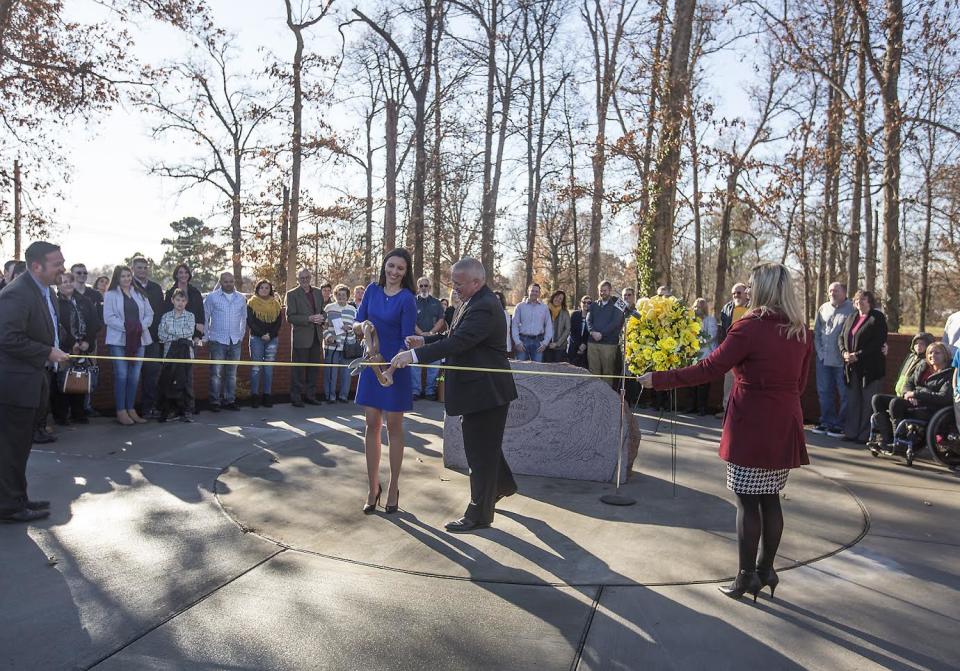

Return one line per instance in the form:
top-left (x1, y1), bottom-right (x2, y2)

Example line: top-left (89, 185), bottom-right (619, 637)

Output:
top-left (442, 361), bottom-right (640, 483)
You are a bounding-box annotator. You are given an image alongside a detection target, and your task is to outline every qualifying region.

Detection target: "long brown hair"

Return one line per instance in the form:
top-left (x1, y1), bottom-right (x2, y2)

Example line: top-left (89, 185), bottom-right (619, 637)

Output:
top-left (108, 265), bottom-right (144, 296)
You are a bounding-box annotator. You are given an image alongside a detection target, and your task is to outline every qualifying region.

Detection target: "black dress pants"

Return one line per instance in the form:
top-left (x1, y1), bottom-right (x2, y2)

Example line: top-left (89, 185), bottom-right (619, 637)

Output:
top-left (0, 378), bottom-right (44, 514)
top-left (291, 336), bottom-right (322, 401)
top-left (461, 403), bottom-right (516, 524)
top-left (139, 341), bottom-right (162, 412)
top-left (871, 393), bottom-right (931, 444)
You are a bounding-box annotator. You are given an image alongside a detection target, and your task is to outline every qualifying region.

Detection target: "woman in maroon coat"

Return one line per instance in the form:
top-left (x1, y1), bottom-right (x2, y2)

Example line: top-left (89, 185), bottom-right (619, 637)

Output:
top-left (639, 262), bottom-right (812, 602)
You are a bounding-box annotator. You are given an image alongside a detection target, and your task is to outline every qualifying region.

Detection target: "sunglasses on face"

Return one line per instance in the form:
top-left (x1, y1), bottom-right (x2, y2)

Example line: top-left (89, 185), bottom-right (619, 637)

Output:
top-left (418, 284), bottom-right (430, 288)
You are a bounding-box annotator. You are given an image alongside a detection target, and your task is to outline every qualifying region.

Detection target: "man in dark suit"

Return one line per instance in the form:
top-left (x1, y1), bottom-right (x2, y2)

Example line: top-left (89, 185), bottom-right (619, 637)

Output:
top-left (0, 241), bottom-right (70, 523)
top-left (392, 258), bottom-right (517, 533)
top-left (285, 268), bottom-right (327, 407)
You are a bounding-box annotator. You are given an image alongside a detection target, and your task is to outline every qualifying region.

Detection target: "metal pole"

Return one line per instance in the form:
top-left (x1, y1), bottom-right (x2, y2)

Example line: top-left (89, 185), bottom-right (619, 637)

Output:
top-left (601, 318), bottom-right (635, 506)
top-left (13, 160), bottom-right (22, 259)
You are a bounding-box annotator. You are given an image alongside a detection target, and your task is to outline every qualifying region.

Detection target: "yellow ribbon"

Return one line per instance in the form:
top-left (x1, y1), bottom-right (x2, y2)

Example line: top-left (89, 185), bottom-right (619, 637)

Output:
top-left (80, 354), bottom-right (629, 381)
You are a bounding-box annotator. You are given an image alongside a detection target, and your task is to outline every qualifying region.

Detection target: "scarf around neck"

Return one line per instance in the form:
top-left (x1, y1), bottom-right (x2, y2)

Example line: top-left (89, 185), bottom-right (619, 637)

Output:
top-left (248, 294), bottom-right (282, 323)
top-left (548, 303), bottom-right (562, 321)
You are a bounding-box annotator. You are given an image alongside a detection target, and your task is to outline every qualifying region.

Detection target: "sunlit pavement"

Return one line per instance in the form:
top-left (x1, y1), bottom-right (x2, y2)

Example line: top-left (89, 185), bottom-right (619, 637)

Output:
top-left (2, 401), bottom-right (957, 670)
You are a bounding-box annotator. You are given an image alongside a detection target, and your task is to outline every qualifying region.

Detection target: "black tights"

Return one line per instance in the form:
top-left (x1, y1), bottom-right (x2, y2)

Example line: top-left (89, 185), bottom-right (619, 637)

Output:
top-left (735, 493), bottom-right (784, 572)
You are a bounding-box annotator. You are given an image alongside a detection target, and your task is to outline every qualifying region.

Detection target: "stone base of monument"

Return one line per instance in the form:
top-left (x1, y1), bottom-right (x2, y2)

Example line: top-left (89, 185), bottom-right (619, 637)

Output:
top-left (442, 360), bottom-right (640, 484)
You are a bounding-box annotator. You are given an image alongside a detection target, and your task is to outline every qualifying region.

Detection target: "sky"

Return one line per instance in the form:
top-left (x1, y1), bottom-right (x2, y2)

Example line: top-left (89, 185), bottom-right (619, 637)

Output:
top-left (7, 0), bottom-right (753, 273)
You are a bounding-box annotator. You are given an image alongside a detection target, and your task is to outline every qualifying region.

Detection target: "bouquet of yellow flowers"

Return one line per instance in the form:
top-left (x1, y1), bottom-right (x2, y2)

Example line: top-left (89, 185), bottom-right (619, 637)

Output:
top-left (624, 295), bottom-right (703, 375)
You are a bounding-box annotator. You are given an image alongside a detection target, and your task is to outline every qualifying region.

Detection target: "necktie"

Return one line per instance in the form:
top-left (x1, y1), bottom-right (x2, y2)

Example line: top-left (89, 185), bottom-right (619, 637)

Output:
top-left (450, 302), bottom-right (466, 331)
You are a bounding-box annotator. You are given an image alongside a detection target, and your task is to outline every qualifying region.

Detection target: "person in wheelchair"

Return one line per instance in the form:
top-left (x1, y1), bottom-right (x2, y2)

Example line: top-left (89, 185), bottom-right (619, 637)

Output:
top-left (893, 332), bottom-right (936, 395)
top-left (868, 342), bottom-right (954, 452)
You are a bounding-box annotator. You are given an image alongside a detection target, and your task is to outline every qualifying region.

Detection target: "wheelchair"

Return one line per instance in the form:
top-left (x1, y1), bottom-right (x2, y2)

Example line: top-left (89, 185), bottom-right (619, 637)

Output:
top-left (868, 405), bottom-right (959, 468)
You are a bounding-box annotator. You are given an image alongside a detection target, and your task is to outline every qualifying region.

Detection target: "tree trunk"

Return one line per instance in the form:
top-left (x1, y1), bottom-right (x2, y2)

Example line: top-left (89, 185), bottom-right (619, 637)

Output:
top-left (919, 177), bottom-right (932, 330)
top-left (278, 185), bottom-right (289, 293)
top-left (565, 92), bottom-right (581, 300)
top-left (687, 98), bottom-right (703, 298)
top-left (849, 29), bottom-right (867, 293)
top-left (649, 0), bottom-right (696, 292)
top-left (713, 170), bottom-right (738, 318)
top-left (231, 153), bottom-right (243, 285)
top-left (384, 98), bottom-right (398, 252)
top-left (480, 1), bottom-right (499, 277)
top-left (365, 111), bottom-right (374, 282)
top-left (879, 0), bottom-right (903, 332)
top-left (640, 0), bottom-right (666, 224)
top-left (286, 27), bottom-right (306, 289)
top-left (13, 159), bottom-right (21, 259)
top-left (524, 40), bottom-right (536, 288)
top-left (431, 31), bottom-right (443, 294)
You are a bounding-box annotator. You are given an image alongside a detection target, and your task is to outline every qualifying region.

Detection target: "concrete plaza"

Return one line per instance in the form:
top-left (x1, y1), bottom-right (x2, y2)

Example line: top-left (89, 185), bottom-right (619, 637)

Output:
top-left (1, 402), bottom-right (957, 670)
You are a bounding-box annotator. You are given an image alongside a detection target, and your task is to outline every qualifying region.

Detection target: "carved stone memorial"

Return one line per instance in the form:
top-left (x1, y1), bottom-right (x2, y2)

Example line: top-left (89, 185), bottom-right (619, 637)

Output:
top-left (442, 361), bottom-right (640, 483)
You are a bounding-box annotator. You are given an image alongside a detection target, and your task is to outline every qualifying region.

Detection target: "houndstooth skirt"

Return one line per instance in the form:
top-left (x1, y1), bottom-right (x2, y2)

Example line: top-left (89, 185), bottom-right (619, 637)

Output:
top-left (726, 463), bottom-right (790, 495)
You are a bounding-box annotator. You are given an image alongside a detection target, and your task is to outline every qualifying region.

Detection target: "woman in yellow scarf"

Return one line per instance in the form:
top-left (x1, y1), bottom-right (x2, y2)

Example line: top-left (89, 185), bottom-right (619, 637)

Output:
top-left (247, 280), bottom-right (284, 407)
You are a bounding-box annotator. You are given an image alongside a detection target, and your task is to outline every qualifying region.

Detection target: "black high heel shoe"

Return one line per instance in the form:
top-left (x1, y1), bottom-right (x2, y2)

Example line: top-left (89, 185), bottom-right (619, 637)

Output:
top-left (719, 570), bottom-right (762, 602)
top-left (757, 566), bottom-right (779, 599)
top-left (385, 489), bottom-right (400, 514)
top-left (363, 485), bottom-right (382, 514)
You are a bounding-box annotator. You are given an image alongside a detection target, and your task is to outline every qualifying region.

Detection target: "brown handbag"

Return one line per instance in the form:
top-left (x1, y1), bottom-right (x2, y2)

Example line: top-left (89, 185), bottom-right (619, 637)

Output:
top-left (59, 364), bottom-right (97, 395)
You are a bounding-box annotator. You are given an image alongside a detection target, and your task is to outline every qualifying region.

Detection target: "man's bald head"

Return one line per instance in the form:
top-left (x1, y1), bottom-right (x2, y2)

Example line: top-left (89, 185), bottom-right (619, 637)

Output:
top-left (450, 258), bottom-right (486, 299)
top-left (220, 272), bottom-right (236, 293)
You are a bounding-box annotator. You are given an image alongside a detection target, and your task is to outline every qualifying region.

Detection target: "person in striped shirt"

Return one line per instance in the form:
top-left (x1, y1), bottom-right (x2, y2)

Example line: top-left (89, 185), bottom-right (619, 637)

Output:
top-left (323, 284), bottom-right (358, 402)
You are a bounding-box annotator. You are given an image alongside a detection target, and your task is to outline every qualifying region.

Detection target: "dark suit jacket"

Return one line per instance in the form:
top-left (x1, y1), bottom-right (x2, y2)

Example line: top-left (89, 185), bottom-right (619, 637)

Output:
top-left (567, 309), bottom-right (589, 359)
top-left (0, 274), bottom-right (59, 408)
top-left (838, 309), bottom-right (887, 386)
top-left (286, 285), bottom-right (326, 349)
top-left (415, 285), bottom-right (517, 416)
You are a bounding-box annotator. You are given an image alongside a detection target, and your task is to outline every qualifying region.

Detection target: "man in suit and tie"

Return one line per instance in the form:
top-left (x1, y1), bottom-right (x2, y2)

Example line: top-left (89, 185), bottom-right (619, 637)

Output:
top-left (0, 241), bottom-right (70, 523)
top-left (392, 258), bottom-right (518, 533)
top-left (285, 268), bottom-right (327, 407)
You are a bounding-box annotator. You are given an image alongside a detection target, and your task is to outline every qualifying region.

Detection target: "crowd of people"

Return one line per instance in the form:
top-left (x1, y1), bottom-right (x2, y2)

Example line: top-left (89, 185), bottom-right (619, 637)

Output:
top-left (2, 246), bottom-right (959, 447)
top-left (808, 281), bottom-right (960, 452)
top-left (2, 241), bottom-right (958, 562)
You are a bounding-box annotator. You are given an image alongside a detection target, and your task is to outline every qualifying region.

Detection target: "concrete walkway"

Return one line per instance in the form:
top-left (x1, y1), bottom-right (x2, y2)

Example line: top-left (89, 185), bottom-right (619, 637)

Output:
top-left (1, 402), bottom-right (957, 670)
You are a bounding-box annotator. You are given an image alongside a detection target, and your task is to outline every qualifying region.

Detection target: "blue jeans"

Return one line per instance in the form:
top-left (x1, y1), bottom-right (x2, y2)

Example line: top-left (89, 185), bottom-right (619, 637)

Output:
top-left (515, 335), bottom-right (544, 362)
top-left (208, 341), bottom-right (241, 405)
top-left (109, 344), bottom-right (144, 411)
top-left (324, 349), bottom-right (351, 400)
top-left (412, 364), bottom-right (440, 397)
top-left (249, 336), bottom-right (278, 395)
top-left (816, 359), bottom-right (847, 430)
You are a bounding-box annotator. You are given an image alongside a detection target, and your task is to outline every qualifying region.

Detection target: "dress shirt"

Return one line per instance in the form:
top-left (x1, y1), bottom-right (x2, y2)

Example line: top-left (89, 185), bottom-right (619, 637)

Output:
top-left (511, 300), bottom-right (553, 347)
top-left (204, 289), bottom-right (247, 345)
top-left (30, 272), bottom-right (60, 356)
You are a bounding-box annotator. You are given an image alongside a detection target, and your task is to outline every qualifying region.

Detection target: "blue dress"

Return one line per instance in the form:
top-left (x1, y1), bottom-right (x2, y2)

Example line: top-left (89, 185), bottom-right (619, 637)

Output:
top-left (354, 283), bottom-right (416, 412)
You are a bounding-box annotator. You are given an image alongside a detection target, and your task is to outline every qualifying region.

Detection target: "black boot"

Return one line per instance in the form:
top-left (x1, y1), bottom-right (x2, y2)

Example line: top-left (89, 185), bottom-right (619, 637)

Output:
top-left (756, 566), bottom-right (779, 599)
top-left (251, 394), bottom-right (261, 409)
top-left (262, 394), bottom-right (273, 408)
top-left (718, 570), bottom-right (762, 602)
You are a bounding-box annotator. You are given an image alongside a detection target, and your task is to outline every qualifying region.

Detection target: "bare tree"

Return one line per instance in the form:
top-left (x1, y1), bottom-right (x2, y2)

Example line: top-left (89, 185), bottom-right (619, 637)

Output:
top-left (647, 0), bottom-right (696, 293)
top-left (283, 0), bottom-right (334, 290)
top-left (521, 0), bottom-right (567, 288)
top-left (140, 37), bottom-right (280, 283)
top-left (854, 0), bottom-right (904, 330)
top-left (353, 0), bottom-right (445, 277)
top-left (582, 0), bottom-right (639, 292)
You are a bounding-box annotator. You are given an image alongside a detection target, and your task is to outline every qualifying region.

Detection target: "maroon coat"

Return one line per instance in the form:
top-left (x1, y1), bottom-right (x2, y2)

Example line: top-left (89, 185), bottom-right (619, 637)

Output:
top-left (652, 311), bottom-right (812, 470)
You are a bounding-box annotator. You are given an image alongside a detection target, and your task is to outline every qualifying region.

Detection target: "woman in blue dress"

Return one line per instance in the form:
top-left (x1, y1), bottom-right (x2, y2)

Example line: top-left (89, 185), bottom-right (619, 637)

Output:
top-left (354, 248), bottom-right (417, 514)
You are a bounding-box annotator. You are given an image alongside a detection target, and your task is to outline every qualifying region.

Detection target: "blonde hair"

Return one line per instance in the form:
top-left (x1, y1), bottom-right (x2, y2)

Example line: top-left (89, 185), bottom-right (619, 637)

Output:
top-left (748, 262), bottom-right (806, 342)
top-left (926, 342), bottom-right (950, 367)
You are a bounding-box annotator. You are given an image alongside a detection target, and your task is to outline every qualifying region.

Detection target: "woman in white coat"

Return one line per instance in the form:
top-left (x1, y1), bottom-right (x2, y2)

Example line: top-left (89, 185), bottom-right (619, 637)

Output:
top-left (103, 265), bottom-right (154, 425)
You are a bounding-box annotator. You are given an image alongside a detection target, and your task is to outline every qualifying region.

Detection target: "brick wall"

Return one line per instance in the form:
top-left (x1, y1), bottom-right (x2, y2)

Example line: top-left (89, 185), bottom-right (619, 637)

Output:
top-left (91, 318), bottom-right (917, 422)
